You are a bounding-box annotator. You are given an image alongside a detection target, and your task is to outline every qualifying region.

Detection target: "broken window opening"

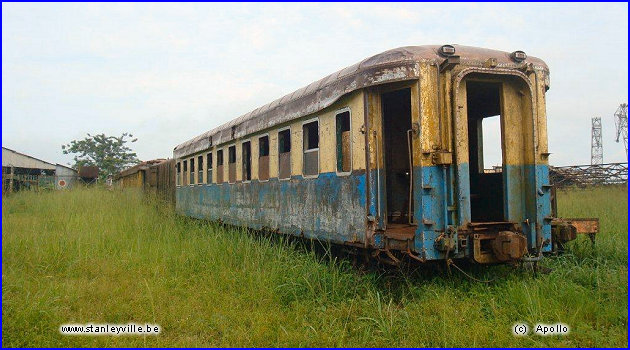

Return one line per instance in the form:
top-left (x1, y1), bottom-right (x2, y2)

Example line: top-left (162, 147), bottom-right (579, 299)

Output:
top-left (302, 120), bottom-right (319, 176)
top-left (189, 158), bottom-right (195, 185)
top-left (259, 135), bottom-right (269, 181)
top-left (242, 141), bottom-right (251, 181)
top-left (228, 145), bottom-right (236, 183)
top-left (198, 155), bottom-right (203, 184)
top-left (278, 129), bottom-right (291, 179)
top-left (216, 149), bottom-right (224, 183)
top-left (336, 110), bottom-right (351, 173)
top-left (176, 162), bottom-right (181, 186)
top-left (207, 152), bottom-right (213, 184)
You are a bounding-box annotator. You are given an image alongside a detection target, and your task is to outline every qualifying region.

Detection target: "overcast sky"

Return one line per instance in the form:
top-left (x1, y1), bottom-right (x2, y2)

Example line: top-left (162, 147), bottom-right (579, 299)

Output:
top-left (2, 2), bottom-right (628, 167)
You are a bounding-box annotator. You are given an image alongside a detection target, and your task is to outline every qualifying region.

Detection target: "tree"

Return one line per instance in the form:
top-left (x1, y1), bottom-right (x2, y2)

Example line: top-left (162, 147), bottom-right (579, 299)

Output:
top-left (62, 132), bottom-right (140, 179)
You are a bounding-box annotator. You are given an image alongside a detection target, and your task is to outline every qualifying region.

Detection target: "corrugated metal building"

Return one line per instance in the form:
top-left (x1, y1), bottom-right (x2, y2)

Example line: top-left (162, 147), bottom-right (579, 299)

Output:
top-left (55, 163), bottom-right (78, 189)
top-left (2, 147), bottom-right (80, 192)
top-left (3, 147), bottom-right (56, 192)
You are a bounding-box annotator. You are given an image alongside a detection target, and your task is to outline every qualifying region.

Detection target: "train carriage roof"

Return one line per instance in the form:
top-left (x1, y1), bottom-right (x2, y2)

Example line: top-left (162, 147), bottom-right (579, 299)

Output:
top-left (174, 45), bottom-right (547, 159)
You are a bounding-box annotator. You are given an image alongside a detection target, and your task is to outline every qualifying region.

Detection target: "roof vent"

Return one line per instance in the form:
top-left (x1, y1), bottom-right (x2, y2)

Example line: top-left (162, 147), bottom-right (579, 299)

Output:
top-left (439, 45), bottom-right (456, 57)
top-left (510, 50), bottom-right (527, 63)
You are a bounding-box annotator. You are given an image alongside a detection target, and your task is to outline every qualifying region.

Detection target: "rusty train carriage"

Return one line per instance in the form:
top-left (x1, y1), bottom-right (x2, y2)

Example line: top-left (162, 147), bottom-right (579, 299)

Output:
top-left (173, 45), bottom-right (596, 265)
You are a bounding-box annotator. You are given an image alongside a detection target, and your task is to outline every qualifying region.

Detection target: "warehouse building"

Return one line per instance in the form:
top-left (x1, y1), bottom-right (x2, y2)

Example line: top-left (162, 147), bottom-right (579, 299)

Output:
top-left (2, 146), bottom-right (79, 193)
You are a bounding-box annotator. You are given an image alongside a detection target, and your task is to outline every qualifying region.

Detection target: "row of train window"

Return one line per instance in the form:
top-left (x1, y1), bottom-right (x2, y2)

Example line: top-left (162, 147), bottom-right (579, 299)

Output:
top-left (176, 110), bottom-right (351, 186)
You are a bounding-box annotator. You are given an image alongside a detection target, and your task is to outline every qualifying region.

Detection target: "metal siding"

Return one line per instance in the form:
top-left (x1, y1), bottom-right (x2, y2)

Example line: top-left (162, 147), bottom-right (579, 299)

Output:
top-left (176, 172), bottom-right (367, 244)
top-left (2, 147), bottom-right (56, 170)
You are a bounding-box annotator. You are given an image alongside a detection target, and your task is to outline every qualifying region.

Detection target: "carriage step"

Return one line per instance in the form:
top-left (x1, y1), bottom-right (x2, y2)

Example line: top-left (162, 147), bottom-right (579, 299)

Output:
top-left (383, 224), bottom-right (416, 241)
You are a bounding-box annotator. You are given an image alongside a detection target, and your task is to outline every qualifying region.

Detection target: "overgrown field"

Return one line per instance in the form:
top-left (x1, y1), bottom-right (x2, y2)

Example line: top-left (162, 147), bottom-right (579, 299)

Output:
top-left (2, 186), bottom-right (627, 347)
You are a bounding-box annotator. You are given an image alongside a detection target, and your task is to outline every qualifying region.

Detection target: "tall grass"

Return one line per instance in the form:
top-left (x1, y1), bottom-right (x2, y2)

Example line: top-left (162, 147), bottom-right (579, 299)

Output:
top-left (2, 186), bottom-right (627, 347)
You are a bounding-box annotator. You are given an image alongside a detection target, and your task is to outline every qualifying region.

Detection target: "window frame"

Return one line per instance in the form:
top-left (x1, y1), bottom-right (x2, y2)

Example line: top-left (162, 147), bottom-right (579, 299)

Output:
top-left (176, 161), bottom-right (181, 186)
top-left (241, 139), bottom-right (252, 183)
top-left (301, 117), bottom-right (320, 179)
top-left (257, 133), bottom-right (270, 183)
top-left (227, 143), bottom-right (237, 184)
top-left (216, 148), bottom-right (225, 184)
top-left (189, 157), bottom-right (195, 185)
top-left (206, 150), bottom-right (213, 184)
top-left (277, 126), bottom-right (292, 181)
top-left (197, 154), bottom-right (204, 185)
top-left (334, 107), bottom-right (353, 176)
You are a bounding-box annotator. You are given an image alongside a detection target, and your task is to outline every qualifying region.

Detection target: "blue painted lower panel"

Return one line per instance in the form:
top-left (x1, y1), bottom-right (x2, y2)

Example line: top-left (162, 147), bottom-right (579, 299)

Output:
top-left (533, 164), bottom-right (552, 252)
top-left (414, 163), bottom-right (553, 259)
top-left (415, 165), bottom-right (452, 260)
top-left (176, 172), bottom-right (367, 245)
top-left (176, 163), bottom-right (553, 259)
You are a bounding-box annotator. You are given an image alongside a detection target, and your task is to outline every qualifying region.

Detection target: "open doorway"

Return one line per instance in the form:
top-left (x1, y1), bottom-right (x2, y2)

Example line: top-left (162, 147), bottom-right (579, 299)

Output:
top-left (466, 81), bottom-right (504, 222)
top-left (381, 88), bottom-right (412, 225)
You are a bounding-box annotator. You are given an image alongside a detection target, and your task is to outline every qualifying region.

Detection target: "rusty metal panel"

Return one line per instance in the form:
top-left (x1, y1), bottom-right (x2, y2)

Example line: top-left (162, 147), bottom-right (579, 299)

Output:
top-left (259, 155), bottom-right (269, 181)
top-left (229, 163), bottom-right (236, 183)
top-left (216, 165), bottom-right (224, 183)
top-left (303, 150), bottom-right (318, 176)
top-left (147, 168), bottom-right (157, 189)
top-left (279, 153), bottom-right (290, 179)
top-left (563, 218), bottom-right (599, 234)
top-left (78, 166), bottom-right (99, 179)
top-left (153, 159), bottom-right (175, 204)
top-left (341, 131), bottom-right (351, 172)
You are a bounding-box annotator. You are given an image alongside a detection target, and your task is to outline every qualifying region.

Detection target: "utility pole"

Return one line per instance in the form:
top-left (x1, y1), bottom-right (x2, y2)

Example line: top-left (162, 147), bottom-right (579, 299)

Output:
top-left (614, 103), bottom-right (628, 158)
top-left (591, 117), bottom-right (603, 165)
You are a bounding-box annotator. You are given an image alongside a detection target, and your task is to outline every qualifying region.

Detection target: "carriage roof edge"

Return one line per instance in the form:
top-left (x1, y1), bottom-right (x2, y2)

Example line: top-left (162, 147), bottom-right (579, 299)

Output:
top-left (173, 45), bottom-right (548, 159)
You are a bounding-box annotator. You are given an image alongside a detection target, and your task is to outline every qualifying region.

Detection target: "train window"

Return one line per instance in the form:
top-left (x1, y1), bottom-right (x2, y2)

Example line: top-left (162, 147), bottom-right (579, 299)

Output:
top-left (190, 158), bottom-right (195, 185)
top-left (335, 110), bottom-right (351, 173)
top-left (228, 145), bottom-right (236, 183)
top-left (176, 162), bottom-right (181, 186)
top-left (183, 160), bottom-right (188, 185)
top-left (302, 120), bottom-right (319, 176)
top-left (217, 149), bottom-right (224, 183)
top-left (207, 152), bottom-right (213, 184)
top-left (242, 141), bottom-right (251, 182)
top-left (228, 146), bottom-right (236, 163)
top-left (258, 135), bottom-right (269, 181)
top-left (217, 150), bottom-right (224, 165)
top-left (197, 155), bottom-right (203, 184)
top-left (278, 128), bottom-right (291, 180)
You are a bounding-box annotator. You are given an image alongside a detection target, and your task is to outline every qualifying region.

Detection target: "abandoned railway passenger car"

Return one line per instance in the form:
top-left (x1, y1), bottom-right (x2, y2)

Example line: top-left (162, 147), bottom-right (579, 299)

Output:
top-left (173, 45), bottom-right (587, 265)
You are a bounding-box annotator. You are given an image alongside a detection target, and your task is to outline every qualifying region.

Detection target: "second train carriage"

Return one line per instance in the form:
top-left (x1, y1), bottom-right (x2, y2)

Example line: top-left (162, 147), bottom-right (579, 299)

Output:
top-left (173, 45), bottom-right (595, 265)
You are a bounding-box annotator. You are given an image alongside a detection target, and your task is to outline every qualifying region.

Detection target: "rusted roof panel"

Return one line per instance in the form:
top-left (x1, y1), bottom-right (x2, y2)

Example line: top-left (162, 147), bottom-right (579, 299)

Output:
top-left (174, 45), bottom-right (548, 159)
top-left (115, 159), bottom-right (166, 179)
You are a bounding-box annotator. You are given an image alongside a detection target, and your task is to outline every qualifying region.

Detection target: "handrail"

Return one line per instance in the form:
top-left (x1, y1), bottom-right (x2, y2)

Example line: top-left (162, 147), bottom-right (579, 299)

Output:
top-left (407, 129), bottom-right (415, 225)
